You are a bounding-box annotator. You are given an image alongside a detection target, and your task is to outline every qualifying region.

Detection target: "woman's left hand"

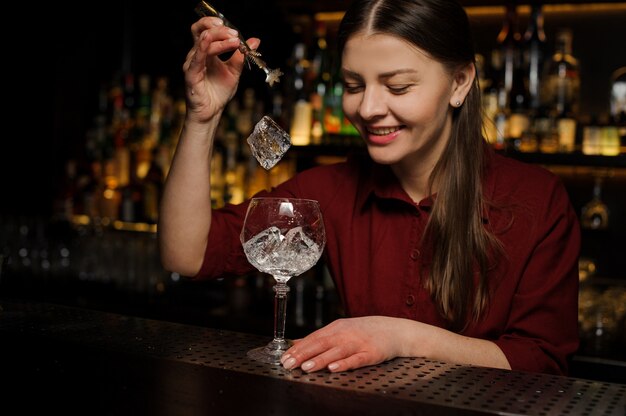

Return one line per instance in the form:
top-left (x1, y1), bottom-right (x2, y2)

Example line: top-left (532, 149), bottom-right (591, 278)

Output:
top-left (280, 316), bottom-right (413, 373)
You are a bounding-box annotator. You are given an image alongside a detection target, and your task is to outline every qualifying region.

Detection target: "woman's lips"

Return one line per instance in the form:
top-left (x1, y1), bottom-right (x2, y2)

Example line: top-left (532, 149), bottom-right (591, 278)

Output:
top-left (366, 128), bottom-right (402, 145)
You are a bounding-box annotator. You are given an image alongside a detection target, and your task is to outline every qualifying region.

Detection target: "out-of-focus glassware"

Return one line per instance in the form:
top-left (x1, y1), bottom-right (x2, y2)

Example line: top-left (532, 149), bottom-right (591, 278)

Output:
top-left (579, 282), bottom-right (626, 357)
top-left (578, 257), bottom-right (597, 282)
top-left (610, 66), bottom-right (626, 118)
top-left (581, 175), bottom-right (609, 230)
top-left (240, 197), bottom-right (326, 364)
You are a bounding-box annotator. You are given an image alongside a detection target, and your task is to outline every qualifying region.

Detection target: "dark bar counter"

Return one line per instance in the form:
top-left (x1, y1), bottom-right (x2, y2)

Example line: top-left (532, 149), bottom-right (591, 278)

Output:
top-left (1, 299), bottom-right (624, 416)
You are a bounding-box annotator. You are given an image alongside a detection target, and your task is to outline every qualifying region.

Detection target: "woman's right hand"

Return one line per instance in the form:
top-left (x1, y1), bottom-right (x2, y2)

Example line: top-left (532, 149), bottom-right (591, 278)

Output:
top-left (184, 16), bottom-right (260, 124)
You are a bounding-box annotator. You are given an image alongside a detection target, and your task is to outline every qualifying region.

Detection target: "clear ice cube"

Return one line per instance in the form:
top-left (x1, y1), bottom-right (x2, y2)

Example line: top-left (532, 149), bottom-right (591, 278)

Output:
top-left (246, 116), bottom-right (292, 170)
top-left (279, 226), bottom-right (315, 254)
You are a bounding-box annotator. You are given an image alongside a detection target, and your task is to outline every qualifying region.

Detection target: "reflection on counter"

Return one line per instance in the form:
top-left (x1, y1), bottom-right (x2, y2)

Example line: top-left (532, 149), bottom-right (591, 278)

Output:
top-left (1, 211), bottom-right (625, 383)
top-left (578, 276), bottom-right (626, 361)
top-left (0, 213), bottom-right (342, 340)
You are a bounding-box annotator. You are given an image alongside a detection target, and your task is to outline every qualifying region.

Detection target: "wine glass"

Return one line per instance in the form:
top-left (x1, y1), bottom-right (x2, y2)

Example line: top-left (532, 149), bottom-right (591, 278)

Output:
top-left (240, 197), bottom-right (326, 364)
top-left (581, 173), bottom-right (610, 230)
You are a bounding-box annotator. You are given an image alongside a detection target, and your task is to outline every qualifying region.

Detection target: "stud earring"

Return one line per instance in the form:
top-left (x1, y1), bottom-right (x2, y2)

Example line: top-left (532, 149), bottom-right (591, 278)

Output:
top-left (455, 100), bottom-right (462, 107)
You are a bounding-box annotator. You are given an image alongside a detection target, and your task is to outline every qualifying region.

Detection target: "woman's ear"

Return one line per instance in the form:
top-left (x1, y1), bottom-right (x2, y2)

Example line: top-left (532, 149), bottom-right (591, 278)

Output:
top-left (450, 63), bottom-right (476, 108)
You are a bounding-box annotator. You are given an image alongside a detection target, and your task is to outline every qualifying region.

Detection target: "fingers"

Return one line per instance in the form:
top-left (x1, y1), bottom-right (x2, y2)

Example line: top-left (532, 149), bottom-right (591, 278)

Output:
top-left (327, 352), bottom-right (377, 372)
top-left (185, 19), bottom-right (240, 73)
top-left (246, 37), bottom-right (261, 51)
top-left (280, 318), bottom-right (396, 374)
top-left (281, 334), bottom-right (350, 372)
top-left (191, 28), bottom-right (240, 66)
top-left (191, 16), bottom-right (224, 40)
top-left (282, 348), bottom-right (341, 373)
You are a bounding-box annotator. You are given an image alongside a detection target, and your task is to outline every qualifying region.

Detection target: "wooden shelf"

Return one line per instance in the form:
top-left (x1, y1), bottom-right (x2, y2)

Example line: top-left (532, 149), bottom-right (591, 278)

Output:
top-left (289, 138), bottom-right (626, 170)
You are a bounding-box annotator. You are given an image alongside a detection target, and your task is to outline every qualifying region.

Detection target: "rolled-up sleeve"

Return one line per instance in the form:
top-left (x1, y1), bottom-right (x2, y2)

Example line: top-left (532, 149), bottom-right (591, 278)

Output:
top-left (493, 177), bottom-right (581, 375)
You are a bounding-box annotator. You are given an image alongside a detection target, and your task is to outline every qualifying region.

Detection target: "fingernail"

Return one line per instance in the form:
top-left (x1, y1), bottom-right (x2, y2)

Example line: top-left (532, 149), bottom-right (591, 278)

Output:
top-left (280, 353), bottom-right (291, 364)
top-left (301, 361), bottom-right (315, 371)
top-left (283, 357), bottom-right (296, 370)
top-left (201, 31), bottom-right (208, 40)
top-left (227, 28), bottom-right (238, 37)
top-left (212, 19), bottom-right (224, 27)
top-left (328, 363), bottom-right (339, 371)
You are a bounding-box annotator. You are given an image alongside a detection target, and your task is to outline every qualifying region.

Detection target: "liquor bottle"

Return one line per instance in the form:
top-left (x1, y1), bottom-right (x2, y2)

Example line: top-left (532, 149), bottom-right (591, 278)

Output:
top-left (496, 2), bottom-right (521, 96)
top-left (482, 49), bottom-right (506, 148)
top-left (289, 42), bottom-right (312, 146)
top-left (523, 4), bottom-right (546, 112)
top-left (140, 148), bottom-right (164, 224)
top-left (542, 29), bottom-right (580, 152)
top-left (507, 59), bottom-right (531, 142)
top-left (323, 52), bottom-right (344, 138)
top-left (222, 101), bottom-right (246, 205)
top-left (497, 2), bottom-right (527, 147)
top-left (609, 66), bottom-right (626, 150)
top-left (309, 20), bottom-right (331, 144)
top-left (522, 5), bottom-right (549, 152)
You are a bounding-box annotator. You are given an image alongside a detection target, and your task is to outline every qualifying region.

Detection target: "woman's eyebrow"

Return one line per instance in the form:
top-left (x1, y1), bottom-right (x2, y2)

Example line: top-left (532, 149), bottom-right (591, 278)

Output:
top-left (378, 68), bottom-right (418, 79)
top-left (342, 68), bottom-right (418, 80)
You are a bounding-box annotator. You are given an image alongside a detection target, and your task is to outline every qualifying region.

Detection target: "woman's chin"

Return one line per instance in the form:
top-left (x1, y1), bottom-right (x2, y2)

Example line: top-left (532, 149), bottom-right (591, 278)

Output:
top-left (366, 146), bottom-right (402, 165)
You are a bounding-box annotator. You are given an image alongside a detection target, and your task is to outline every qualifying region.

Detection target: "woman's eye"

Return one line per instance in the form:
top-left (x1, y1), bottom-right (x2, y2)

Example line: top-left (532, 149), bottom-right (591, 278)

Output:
top-left (344, 84), bottom-right (364, 94)
top-left (388, 85), bottom-right (410, 94)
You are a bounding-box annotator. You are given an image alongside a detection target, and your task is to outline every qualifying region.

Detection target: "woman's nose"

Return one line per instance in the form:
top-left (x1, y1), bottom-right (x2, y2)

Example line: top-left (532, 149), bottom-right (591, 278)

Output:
top-left (358, 87), bottom-right (387, 120)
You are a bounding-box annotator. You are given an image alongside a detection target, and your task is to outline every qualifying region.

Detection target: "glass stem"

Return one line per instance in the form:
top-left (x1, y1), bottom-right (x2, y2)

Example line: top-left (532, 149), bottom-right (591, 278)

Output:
top-left (272, 281), bottom-right (290, 343)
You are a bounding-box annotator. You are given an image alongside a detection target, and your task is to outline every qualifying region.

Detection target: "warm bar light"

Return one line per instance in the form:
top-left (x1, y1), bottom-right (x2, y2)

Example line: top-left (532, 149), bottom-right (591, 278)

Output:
top-left (315, 3), bottom-right (626, 21)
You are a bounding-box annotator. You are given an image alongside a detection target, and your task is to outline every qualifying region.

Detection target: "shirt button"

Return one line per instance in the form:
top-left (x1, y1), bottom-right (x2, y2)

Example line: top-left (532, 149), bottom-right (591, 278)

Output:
top-left (406, 295), bottom-right (415, 306)
top-left (410, 249), bottom-right (420, 260)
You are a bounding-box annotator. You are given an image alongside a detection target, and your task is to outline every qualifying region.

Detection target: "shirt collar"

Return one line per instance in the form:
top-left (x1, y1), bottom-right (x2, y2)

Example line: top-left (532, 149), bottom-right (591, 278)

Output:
top-left (353, 147), bottom-right (497, 216)
top-left (353, 152), bottom-right (434, 211)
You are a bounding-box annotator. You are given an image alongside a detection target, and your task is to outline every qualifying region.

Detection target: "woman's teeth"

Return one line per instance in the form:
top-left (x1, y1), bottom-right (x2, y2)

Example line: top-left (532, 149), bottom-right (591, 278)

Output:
top-left (368, 127), bottom-right (401, 135)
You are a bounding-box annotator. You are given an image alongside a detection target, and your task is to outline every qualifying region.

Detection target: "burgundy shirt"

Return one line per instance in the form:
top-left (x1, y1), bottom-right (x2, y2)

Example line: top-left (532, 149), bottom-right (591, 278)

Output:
top-left (198, 149), bottom-right (581, 375)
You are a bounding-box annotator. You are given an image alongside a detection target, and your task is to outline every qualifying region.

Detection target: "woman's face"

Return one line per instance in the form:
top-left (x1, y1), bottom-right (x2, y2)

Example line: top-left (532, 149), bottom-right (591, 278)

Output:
top-left (342, 32), bottom-right (456, 169)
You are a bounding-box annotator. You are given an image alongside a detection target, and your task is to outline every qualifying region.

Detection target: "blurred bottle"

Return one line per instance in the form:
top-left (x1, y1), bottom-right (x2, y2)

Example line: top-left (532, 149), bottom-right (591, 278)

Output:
top-left (323, 52), bottom-right (344, 139)
top-left (600, 123), bottom-right (621, 156)
top-left (140, 148), bottom-right (164, 224)
top-left (542, 29), bottom-right (580, 153)
top-left (609, 67), bottom-right (626, 150)
top-left (309, 20), bottom-right (331, 144)
top-left (582, 116), bottom-right (602, 155)
top-left (289, 42), bottom-right (312, 146)
top-left (507, 61), bottom-right (531, 143)
top-left (223, 101), bottom-right (246, 205)
top-left (483, 49), bottom-right (507, 149)
top-left (581, 113), bottom-right (621, 157)
top-left (496, 2), bottom-right (526, 148)
top-left (520, 6), bottom-right (547, 155)
top-left (581, 175), bottom-right (609, 230)
top-left (523, 3), bottom-right (546, 113)
top-left (497, 2), bottom-right (521, 96)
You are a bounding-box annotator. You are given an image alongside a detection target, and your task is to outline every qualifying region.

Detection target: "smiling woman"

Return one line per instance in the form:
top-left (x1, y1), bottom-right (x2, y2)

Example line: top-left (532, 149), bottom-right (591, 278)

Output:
top-left (158, 0), bottom-right (580, 377)
top-left (340, 34), bottom-right (471, 175)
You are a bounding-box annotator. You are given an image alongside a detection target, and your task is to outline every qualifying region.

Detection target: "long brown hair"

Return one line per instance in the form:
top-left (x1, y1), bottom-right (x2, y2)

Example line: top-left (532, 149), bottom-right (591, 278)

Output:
top-left (338, 0), bottom-right (499, 331)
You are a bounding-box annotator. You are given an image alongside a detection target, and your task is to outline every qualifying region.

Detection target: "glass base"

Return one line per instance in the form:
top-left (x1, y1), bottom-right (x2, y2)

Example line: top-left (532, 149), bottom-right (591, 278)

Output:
top-left (247, 339), bottom-right (293, 364)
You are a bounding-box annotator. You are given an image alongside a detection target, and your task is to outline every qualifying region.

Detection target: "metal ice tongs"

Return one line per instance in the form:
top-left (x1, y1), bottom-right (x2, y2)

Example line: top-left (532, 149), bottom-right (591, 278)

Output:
top-left (195, 1), bottom-right (283, 87)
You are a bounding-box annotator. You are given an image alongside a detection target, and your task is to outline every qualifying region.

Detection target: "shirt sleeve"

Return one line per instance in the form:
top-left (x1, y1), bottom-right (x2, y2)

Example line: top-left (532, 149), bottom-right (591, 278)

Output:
top-left (493, 176), bottom-right (581, 375)
top-left (194, 178), bottom-right (302, 280)
top-left (195, 200), bottom-right (254, 279)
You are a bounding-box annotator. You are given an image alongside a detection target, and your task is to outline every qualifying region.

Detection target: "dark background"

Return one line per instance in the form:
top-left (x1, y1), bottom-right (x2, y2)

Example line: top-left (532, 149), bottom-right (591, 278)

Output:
top-left (1, 0), bottom-right (625, 380)
top-left (4, 0), bottom-right (297, 217)
top-left (4, 0), bottom-right (626, 217)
